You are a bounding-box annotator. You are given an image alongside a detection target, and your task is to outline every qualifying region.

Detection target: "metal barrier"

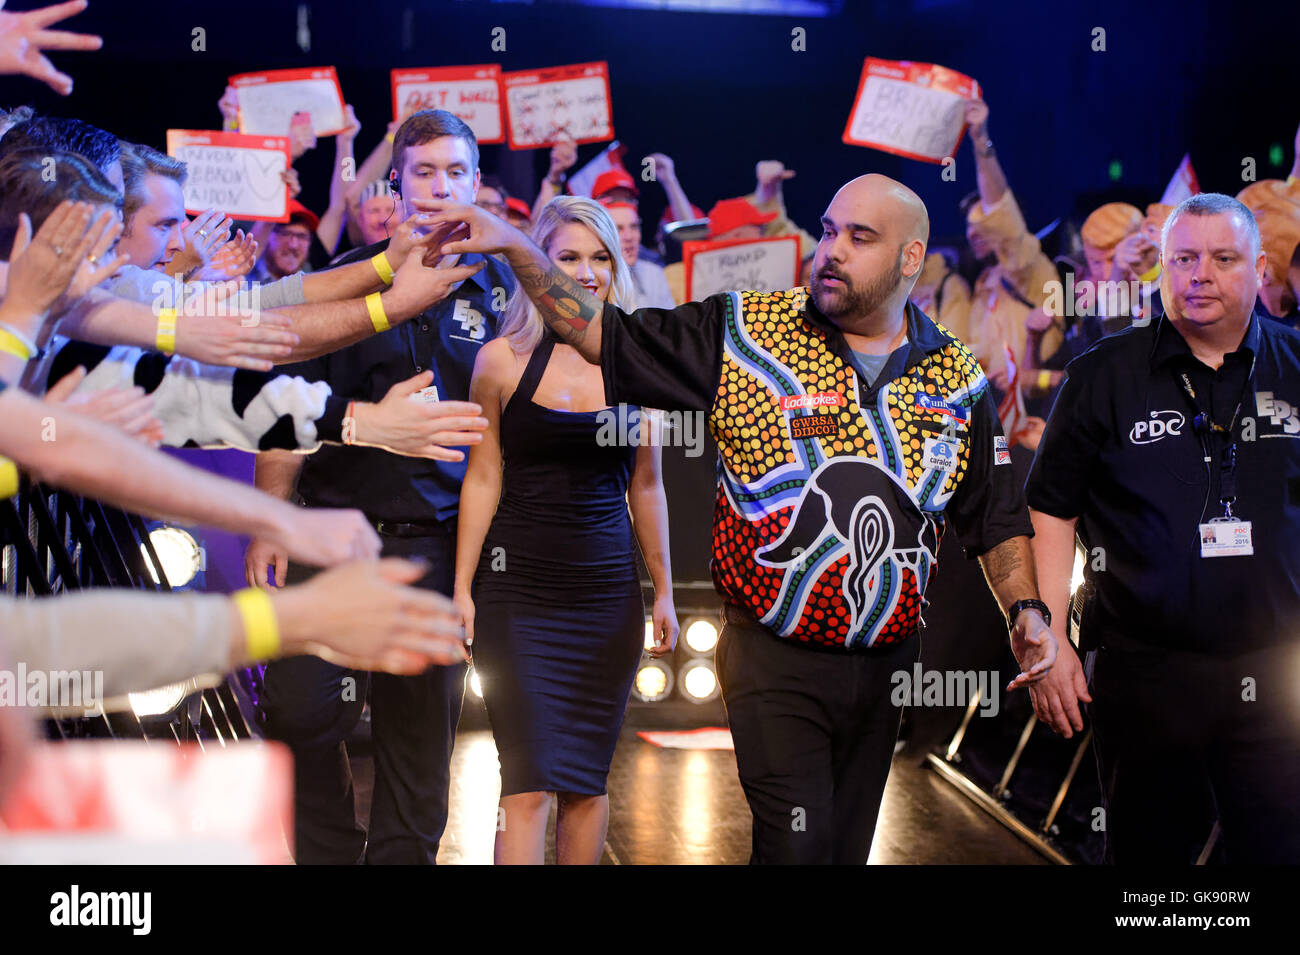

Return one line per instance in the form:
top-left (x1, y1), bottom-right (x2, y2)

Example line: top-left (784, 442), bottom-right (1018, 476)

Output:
top-left (1, 481), bottom-right (256, 746)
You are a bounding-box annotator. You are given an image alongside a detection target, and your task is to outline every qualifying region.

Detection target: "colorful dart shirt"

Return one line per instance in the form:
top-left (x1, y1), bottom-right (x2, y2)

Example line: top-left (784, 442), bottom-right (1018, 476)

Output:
top-left (600, 287), bottom-right (1032, 650)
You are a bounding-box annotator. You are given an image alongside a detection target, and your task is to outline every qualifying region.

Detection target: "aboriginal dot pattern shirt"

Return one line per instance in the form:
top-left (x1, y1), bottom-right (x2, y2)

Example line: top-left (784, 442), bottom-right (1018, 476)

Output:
top-left (600, 287), bottom-right (1032, 650)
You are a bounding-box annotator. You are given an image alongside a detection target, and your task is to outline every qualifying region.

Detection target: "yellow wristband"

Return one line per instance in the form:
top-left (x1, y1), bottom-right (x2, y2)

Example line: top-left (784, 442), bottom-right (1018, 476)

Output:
top-left (1036, 369), bottom-right (1052, 392)
top-left (0, 328), bottom-right (32, 360)
top-left (156, 307), bottom-right (178, 355)
top-left (0, 456), bottom-right (18, 498)
top-left (1137, 262), bottom-right (1162, 283)
top-left (365, 292), bottom-right (391, 333)
top-left (371, 251), bottom-right (395, 285)
top-left (232, 587), bottom-right (281, 661)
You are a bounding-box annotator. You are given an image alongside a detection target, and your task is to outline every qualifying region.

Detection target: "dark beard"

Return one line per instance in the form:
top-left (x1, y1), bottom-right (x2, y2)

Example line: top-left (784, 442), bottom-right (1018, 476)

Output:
top-left (812, 254), bottom-right (903, 322)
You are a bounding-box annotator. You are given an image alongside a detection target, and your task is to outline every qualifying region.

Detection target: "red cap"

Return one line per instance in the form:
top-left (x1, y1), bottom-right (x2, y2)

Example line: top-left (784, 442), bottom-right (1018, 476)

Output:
top-left (707, 197), bottom-right (777, 238)
top-left (599, 197), bottom-right (639, 214)
top-left (592, 167), bottom-right (639, 199)
top-left (505, 197), bottom-right (532, 221)
top-left (661, 203), bottom-right (705, 224)
top-left (285, 199), bottom-right (320, 232)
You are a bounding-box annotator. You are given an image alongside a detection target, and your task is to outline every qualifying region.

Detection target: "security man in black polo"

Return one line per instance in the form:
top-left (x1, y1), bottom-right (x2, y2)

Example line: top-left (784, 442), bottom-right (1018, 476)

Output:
top-left (250, 111), bottom-right (513, 864)
top-left (1027, 193), bottom-right (1300, 864)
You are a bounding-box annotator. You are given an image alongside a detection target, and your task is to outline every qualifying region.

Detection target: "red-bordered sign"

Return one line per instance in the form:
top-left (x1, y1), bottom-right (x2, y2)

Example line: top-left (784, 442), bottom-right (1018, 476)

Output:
top-left (229, 66), bottom-right (347, 137)
top-left (501, 61), bottom-right (614, 150)
top-left (684, 235), bottom-right (800, 301)
top-left (390, 65), bottom-right (504, 143)
top-left (166, 129), bottom-right (291, 222)
top-left (842, 58), bottom-right (980, 164)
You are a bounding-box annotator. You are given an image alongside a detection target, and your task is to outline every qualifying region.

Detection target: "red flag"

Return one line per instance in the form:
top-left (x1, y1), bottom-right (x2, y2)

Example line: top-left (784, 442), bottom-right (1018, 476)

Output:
top-left (997, 343), bottom-right (1030, 447)
top-left (1160, 153), bottom-right (1201, 206)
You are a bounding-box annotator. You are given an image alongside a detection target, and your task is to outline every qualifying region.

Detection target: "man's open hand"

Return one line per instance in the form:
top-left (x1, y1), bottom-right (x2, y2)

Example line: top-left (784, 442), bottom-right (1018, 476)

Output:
top-left (0, 0), bottom-right (102, 95)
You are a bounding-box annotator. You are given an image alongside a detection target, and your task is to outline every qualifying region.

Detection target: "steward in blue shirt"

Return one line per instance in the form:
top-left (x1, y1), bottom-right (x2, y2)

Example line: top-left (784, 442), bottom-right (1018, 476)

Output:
top-left (255, 110), bottom-right (512, 865)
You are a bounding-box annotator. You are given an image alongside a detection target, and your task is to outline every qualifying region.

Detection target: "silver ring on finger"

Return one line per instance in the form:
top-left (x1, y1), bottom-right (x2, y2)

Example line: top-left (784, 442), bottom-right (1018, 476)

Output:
top-left (198, 230), bottom-right (210, 239)
top-left (53, 245), bottom-right (64, 256)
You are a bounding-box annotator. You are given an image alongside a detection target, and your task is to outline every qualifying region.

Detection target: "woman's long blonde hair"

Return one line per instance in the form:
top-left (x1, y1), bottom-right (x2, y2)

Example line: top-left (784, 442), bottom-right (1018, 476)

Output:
top-left (499, 195), bottom-right (635, 353)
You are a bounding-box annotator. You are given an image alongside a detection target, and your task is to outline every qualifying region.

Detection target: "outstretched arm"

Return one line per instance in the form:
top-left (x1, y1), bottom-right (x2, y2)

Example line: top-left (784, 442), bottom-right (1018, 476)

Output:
top-left (965, 99), bottom-right (1008, 209)
top-left (0, 384), bottom-right (379, 568)
top-left (419, 199), bottom-right (605, 363)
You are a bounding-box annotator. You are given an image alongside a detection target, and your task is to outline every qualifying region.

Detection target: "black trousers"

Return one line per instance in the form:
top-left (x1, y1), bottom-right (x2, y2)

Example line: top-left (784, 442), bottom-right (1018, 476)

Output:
top-left (716, 607), bottom-right (918, 864)
top-left (1087, 637), bottom-right (1300, 864)
top-left (259, 524), bottom-right (466, 865)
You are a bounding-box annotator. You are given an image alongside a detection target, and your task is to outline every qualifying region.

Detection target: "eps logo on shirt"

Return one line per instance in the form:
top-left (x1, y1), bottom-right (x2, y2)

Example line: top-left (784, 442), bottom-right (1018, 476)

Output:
top-left (1129, 410), bottom-right (1185, 444)
top-left (1255, 392), bottom-right (1300, 434)
top-left (451, 299), bottom-right (486, 341)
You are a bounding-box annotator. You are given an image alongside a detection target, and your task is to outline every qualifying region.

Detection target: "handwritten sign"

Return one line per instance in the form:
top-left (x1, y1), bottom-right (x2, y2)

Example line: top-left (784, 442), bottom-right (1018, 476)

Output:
top-left (842, 58), bottom-right (980, 163)
top-left (390, 65), bottom-right (504, 143)
top-left (502, 61), bottom-right (614, 150)
top-left (165, 130), bottom-right (290, 222)
top-left (684, 236), bottom-right (799, 300)
top-left (230, 66), bottom-right (347, 137)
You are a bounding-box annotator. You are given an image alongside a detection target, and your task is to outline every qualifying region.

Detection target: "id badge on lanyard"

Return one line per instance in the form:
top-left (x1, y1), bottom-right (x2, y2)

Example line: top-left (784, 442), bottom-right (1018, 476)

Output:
top-left (1199, 517), bottom-right (1252, 557)
top-left (1198, 438), bottom-right (1253, 556)
top-left (1176, 368), bottom-right (1254, 558)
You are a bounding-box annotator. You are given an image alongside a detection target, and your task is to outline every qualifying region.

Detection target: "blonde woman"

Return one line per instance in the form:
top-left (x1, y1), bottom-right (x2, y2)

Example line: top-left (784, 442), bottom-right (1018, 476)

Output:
top-left (454, 196), bottom-right (678, 864)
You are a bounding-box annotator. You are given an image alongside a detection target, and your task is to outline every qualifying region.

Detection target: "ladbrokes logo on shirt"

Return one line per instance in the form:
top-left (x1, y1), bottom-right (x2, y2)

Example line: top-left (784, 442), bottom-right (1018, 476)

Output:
top-left (779, 391), bottom-right (843, 411)
top-left (707, 288), bottom-right (987, 650)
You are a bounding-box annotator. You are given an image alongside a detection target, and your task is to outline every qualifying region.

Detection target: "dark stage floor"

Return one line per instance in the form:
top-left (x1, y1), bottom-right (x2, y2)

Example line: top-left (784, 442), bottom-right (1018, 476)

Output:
top-left (343, 704), bottom-right (1047, 865)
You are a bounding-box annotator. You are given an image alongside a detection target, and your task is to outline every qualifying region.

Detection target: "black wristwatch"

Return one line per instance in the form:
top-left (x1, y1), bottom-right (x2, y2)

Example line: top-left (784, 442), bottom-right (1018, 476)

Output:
top-left (1006, 598), bottom-right (1050, 632)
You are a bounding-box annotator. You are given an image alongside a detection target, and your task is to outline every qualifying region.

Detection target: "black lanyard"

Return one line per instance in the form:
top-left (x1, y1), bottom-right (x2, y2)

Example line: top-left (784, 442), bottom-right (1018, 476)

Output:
top-left (1172, 356), bottom-right (1255, 519)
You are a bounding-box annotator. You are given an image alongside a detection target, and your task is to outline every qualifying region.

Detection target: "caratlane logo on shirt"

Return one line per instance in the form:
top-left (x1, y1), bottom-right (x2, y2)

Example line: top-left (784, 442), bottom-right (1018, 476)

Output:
top-left (789, 414), bottom-right (840, 439)
top-left (50, 885), bottom-right (151, 935)
top-left (994, 434), bottom-right (1011, 465)
top-left (1129, 410), bottom-right (1185, 445)
top-left (915, 394), bottom-right (969, 423)
top-left (922, 437), bottom-right (960, 473)
top-left (780, 392), bottom-right (843, 411)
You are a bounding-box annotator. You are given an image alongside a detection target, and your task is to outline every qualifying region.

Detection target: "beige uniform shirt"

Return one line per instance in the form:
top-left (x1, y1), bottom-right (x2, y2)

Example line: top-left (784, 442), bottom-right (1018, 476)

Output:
top-left (967, 191), bottom-right (1061, 380)
top-left (911, 252), bottom-right (973, 346)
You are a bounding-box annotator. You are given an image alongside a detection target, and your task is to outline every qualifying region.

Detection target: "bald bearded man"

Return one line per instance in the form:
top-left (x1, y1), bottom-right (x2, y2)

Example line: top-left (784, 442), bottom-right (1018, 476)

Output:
top-left (421, 175), bottom-right (1056, 864)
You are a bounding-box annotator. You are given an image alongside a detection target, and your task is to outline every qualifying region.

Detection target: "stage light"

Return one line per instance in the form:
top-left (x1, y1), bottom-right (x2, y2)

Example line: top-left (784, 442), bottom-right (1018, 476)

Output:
top-left (684, 618), bottom-right (719, 655)
top-left (644, 617), bottom-right (656, 651)
top-left (469, 668), bottom-right (483, 699)
top-left (143, 526), bottom-right (202, 587)
top-left (632, 660), bottom-right (673, 703)
top-left (1070, 544), bottom-right (1086, 597)
top-left (129, 680), bottom-right (191, 719)
top-left (681, 661), bottom-right (720, 703)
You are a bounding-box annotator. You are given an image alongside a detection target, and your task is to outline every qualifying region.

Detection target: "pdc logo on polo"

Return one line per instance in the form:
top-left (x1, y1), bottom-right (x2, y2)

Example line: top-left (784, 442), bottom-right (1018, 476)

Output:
top-left (1129, 410), bottom-right (1185, 445)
